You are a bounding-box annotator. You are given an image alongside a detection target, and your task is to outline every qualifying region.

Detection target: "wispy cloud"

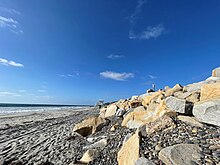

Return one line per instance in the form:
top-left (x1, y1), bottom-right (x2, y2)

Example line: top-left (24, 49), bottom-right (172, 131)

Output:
top-left (0, 7), bottom-right (21, 15)
top-left (38, 89), bottom-right (47, 93)
top-left (100, 71), bottom-right (134, 81)
top-left (132, 24), bottom-right (166, 40)
top-left (58, 71), bottom-right (80, 78)
top-left (0, 91), bottom-right (21, 97)
top-left (107, 54), bottom-right (125, 60)
top-left (0, 7), bottom-right (23, 34)
top-left (129, 0), bottom-right (166, 40)
top-left (148, 74), bottom-right (157, 79)
top-left (0, 58), bottom-right (24, 67)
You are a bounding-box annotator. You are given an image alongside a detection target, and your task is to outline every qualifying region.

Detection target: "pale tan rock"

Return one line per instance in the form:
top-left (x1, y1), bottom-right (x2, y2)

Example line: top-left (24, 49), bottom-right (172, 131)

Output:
top-left (122, 110), bottom-right (150, 128)
top-left (173, 91), bottom-right (189, 98)
top-left (80, 149), bottom-right (99, 163)
top-left (185, 92), bottom-right (200, 103)
top-left (73, 116), bottom-right (108, 136)
top-left (147, 102), bottom-right (159, 111)
top-left (117, 133), bottom-right (139, 165)
top-left (122, 101), bottom-right (172, 129)
top-left (200, 82), bottom-right (220, 101)
top-left (174, 91), bottom-right (200, 103)
top-left (177, 115), bottom-right (203, 128)
top-left (116, 100), bottom-right (130, 110)
top-left (145, 114), bottom-right (176, 135)
top-left (165, 84), bottom-right (183, 97)
top-left (142, 91), bottom-right (164, 107)
top-left (134, 106), bottom-right (146, 112)
top-left (99, 107), bottom-right (107, 118)
top-left (105, 104), bottom-right (118, 118)
top-left (212, 67), bottom-right (220, 77)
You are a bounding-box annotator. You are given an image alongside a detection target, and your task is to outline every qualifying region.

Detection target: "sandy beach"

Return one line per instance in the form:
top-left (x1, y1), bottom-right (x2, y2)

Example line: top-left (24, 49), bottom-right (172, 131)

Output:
top-left (0, 107), bottom-right (99, 165)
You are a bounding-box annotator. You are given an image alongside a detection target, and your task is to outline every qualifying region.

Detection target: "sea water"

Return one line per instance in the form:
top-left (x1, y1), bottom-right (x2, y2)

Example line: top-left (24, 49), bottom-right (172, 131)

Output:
top-left (0, 103), bottom-right (89, 114)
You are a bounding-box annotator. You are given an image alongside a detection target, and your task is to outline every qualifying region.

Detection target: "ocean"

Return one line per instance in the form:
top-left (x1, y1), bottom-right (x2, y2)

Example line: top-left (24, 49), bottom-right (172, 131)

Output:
top-left (0, 103), bottom-right (91, 114)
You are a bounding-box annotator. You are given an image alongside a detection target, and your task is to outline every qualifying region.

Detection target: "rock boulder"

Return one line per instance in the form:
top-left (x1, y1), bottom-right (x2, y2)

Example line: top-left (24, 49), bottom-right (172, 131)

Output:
top-left (200, 82), bottom-right (220, 101)
top-left (117, 133), bottom-right (139, 165)
top-left (193, 99), bottom-right (220, 127)
top-left (159, 144), bottom-right (201, 165)
top-left (73, 116), bottom-right (109, 136)
top-left (212, 67), bottom-right (220, 77)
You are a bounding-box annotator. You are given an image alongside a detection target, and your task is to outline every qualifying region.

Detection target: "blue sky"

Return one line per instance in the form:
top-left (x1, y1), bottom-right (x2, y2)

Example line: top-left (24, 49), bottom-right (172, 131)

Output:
top-left (0, 0), bottom-right (220, 104)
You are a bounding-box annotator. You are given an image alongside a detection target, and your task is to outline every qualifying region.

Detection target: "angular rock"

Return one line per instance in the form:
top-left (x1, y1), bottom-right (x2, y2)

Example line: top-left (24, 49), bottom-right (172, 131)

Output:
top-left (99, 107), bottom-right (107, 118)
top-left (117, 133), bottom-right (139, 165)
top-left (115, 108), bottom-right (126, 117)
top-left (122, 110), bottom-right (149, 129)
top-left (145, 114), bottom-right (176, 135)
top-left (165, 96), bottom-right (192, 114)
top-left (122, 101), bottom-right (171, 129)
top-left (105, 104), bottom-right (118, 118)
top-left (200, 82), bottom-right (220, 101)
top-left (174, 91), bottom-right (191, 99)
top-left (142, 91), bottom-right (164, 107)
top-left (134, 106), bottom-right (145, 112)
top-left (73, 116), bottom-right (108, 136)
top-left (165, 84), bottom-right (183, 97)
top-left (183, 78), bottom-right (218, 93)
top-left (130, 95), bottom-right (139, 101)
top-left (206, 76), bottom-right (220, 81)
top-left (135, 157), bottom-right (156, 165)
top-left (212, 67), bottom-right (220, 77)
top-left (177, 115), bottom-right (203, 128)
top-left (193, 99), bottom-right (220, 126)
top-left (147, 102), bottom-right (159, 111)
top-left (80, 149), bottom-right (99, 164)
top-left (83, 139), bottom-right (107, 150)
top-left (159, 144), bottom-right (201, 165)
top-left (185, 92), bottom-right (200, 103)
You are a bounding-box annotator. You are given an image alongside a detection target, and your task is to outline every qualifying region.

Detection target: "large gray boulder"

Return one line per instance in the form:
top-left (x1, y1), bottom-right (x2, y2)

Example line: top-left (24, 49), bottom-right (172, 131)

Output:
top-left (193, 99), bottom-right (220, 127)
top-left (159, 144), bottom-right (201, 165)
top-left (165, 96), bottom-right (185, 113)
top-left (165, 96), bottom-right (192, 114)
top-left (135, 157), bottom-right (156, 165)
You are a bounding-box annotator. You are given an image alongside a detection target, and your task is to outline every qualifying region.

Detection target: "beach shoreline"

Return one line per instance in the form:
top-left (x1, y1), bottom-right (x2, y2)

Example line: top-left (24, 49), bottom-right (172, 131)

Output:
top-left (0, 107), bottom-right (99, 165)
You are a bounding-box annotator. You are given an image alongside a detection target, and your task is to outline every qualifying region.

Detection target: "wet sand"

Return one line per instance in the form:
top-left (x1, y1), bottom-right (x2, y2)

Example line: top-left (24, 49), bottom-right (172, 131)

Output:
top-left (0, 107), bottom-right (98, 165)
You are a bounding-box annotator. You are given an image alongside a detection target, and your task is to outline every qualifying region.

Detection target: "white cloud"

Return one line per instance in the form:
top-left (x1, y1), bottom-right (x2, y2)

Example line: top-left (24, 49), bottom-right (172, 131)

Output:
top-left (148, 74), bottom-right (157, 79)
top-left (0, 9), bottom-right (23, 34)
top-left (0, 91), bottom-right (21, 97)
top-left (128, 0), bottom-right (166, 40)
top-left (107, 54), bottom-right (124, 60)
top-left (100, 71), bottom-right (134, 81)
top-left (0, 58), bottom-right (24, 67)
